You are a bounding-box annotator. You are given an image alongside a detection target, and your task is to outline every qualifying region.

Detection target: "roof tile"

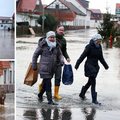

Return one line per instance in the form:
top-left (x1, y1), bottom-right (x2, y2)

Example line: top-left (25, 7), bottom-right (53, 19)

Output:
top-left (0, 70), bottom-right (3, 75)
top-left (0, 61), bottom-right (11, 69)
top-left (17, 0), bottom-right (37, 12)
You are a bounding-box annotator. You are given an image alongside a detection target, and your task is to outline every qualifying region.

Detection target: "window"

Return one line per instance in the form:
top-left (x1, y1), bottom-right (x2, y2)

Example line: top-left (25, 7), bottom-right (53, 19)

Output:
top-left (4, 70), bottom-right (6, 83)
top-left (1, 25), bottom-right (3, 27)
top-left (2, 20), bottom-right (4, 23)
top-left (56, 5), bottom-right (59, 9)
top-left (10, 71), bottom-right (12, 83)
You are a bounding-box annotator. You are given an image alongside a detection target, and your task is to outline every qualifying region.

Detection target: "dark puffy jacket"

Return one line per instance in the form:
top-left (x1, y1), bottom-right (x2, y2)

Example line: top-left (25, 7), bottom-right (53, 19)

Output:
top-left (75, 40), bottom-right (109, 78)
top-left (55, 32), bottom-right (69, 60)
top-left (32, 37), bottom-right (64, 79)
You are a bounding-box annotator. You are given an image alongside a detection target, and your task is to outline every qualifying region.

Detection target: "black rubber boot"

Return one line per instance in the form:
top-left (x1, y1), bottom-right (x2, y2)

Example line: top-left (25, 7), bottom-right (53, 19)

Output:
top-left (38, 87), bottom-right (45, 101)
top-left (92, 92), bottom-right (101, 105)
top-left (79, 86), bottom-right (87, 100)
top-left (46, 92), bottom-right (57, 105)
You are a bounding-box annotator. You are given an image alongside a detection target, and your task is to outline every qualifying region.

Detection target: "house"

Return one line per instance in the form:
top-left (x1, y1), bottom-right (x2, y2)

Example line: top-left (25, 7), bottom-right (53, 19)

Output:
top-left (115, 3), bottom-right (120, 20)
top-left (16, 0), bottom-right (39, 26)
top-left (68, 0), bottom-right (91, 28)
top-left (89, 9), bottom-right (103, 28)
top-left (16, 0), bottom-right (91, 29)
top-left (0, 61), bottom-right (15, 93)
top-left (35, 0), bottom-right (91, 29)
top-left (0, 17), bottom-right (13, 30)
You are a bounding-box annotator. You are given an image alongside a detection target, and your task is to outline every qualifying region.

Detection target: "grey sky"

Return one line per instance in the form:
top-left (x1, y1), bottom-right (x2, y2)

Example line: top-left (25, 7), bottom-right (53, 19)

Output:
top-left (0, 0), bottom-right (14, 17)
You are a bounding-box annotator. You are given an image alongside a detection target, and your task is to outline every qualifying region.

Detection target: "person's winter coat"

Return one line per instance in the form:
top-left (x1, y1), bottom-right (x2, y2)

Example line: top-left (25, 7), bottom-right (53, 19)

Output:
top-left (32, 37), bottom-right (64, 79)
top-left (55, 32), bottom-right (69, 60)
top-left (75, 39), bottom-right (109, 78)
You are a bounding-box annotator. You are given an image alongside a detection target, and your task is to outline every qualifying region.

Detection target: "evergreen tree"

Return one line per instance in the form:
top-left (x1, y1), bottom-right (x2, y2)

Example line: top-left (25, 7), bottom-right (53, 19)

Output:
top-left (37, 13), bottom-right (58, 31)
top-left (97, 13), bottom-right (114, 39)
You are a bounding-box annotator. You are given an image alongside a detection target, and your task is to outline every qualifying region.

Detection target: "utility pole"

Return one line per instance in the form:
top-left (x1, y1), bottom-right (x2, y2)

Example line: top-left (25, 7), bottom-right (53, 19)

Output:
top-left (40, 0), bottom-right (46, 33)
top-left (42, 6), bottom-right (44, 33)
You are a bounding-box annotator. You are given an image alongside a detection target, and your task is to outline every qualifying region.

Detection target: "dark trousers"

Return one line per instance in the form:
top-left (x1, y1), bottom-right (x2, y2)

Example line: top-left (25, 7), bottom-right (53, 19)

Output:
top-left (42, 78), bottom-right (52, 92)
top-left (84, 77), bottom-right (96, 93)
top-left (55, 64), bottom-right (62, 86)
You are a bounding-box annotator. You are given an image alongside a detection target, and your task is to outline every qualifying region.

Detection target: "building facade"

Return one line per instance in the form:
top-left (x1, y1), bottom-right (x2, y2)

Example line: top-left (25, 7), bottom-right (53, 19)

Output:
top-left (116, 3), bottom-right (120, 19)
top-left (0, 61), bottom-right (15, 93)
top-left (16, 0), bottom-right (91, 29)
top-left (0, 17), bottom-right (13, 30)
top-left (90, 9), bottom-right (103, 28)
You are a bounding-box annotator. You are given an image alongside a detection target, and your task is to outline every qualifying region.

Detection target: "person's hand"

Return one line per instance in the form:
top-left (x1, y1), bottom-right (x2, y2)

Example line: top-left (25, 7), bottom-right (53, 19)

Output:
top-left (61, 62), bottom-right (64, 66)
top-left (67, 58), bottom-right (71, 62)
top-left (33, 67), bottom-right (37, 71)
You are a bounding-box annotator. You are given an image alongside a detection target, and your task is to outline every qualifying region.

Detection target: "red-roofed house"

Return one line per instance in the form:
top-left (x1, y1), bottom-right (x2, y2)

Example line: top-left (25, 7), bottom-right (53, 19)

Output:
top-left (116, 3), bottom-right (120, 19)
top-left (35, 0), bottom-right (91, 28)
top-left (0, 61), bottom-right (15, 93)
top-left (89, 9), bottom-right (103, 28)
top-left (16, 0), bottom-right (39, 26)
top-left (16, 0), bottom-right (91, 29)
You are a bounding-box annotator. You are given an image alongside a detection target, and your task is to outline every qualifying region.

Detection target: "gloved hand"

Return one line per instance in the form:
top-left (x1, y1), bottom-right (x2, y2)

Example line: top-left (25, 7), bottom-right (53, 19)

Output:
top-left (32, 67), bottom-right (37, 71)
top-left (61, 62), bottom-right (64, 66)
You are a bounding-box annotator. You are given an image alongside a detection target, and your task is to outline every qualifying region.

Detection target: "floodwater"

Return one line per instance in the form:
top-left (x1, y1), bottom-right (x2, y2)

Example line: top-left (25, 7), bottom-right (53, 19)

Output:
top-left (0, 30), bottom-right (14, 59)
top-left (0, 93), bottom-right (15, 120)
top-left (16, 29), bottom-right (120, 120)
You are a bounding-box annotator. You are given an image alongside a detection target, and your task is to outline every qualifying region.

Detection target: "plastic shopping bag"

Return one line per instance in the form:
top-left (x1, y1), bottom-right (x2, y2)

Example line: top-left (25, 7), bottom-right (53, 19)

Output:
top-left (62, 64), bottom-right (73, 85)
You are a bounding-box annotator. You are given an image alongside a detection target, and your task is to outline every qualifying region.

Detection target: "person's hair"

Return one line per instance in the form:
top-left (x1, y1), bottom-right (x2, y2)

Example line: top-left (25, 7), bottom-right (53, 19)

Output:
top-left (57, 25), bottom-right (64, 29)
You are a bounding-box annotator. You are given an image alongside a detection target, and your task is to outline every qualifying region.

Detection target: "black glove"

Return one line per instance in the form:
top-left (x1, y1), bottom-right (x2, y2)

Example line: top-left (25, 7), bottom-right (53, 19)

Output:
top-left (32, 67), bottom-right (37, 71)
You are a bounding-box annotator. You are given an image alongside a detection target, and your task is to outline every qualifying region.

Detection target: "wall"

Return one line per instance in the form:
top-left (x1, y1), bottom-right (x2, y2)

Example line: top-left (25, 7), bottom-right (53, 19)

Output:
top-left (90, 19), bottom-right (103, 28)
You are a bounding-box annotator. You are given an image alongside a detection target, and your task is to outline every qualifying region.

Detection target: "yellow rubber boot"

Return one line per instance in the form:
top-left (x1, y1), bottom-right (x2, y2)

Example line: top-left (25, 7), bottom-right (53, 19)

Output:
top-left (54, 86), bottom-right (62, 99)
top-left (38, 81), bottom-right (43, 92)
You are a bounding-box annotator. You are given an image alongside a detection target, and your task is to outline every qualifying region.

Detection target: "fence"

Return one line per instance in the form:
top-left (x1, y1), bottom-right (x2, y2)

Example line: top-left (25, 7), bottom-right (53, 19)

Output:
top-left (16, 25), bottom-right (88, 36)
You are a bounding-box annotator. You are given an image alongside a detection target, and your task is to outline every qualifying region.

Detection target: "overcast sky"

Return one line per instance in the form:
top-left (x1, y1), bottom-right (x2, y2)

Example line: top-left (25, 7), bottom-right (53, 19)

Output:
top-left (42, 0), bottom-right (120, 14)
top-left (0, 0), bottom-right (14, 17)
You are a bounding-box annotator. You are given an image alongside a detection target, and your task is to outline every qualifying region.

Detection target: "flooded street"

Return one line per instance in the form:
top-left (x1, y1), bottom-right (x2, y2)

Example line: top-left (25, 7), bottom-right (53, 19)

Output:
top-left (0, 30), bottom-right (14, 59)
top-left (16, 29), bottom-right (120, 120)
top-left (0, 93), bottom-right (15, 120)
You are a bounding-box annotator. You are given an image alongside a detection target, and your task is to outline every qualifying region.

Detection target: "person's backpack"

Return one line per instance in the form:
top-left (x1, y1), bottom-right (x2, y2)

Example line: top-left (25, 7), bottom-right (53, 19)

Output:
top-left (62, 64), bottom-right (73, 85)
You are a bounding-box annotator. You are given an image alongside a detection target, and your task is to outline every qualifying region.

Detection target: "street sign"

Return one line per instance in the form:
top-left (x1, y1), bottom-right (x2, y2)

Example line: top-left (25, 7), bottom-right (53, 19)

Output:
top-left (42, 16), bottom-right (46, 20)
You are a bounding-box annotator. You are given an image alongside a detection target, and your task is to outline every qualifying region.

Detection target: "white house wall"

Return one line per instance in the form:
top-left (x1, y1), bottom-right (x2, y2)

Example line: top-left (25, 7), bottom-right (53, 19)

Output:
top-left (16, 13), bottom-right (30, 24)
top-left (0, 24), bottom-right (12, 30)
top-left (47, 0), bottom-right (68, 9)
top-left (0, 20), bottom-right (12, 30)
top-left (17, 13), bottom-right (40, 26)
top-left (90, 20), bottom-right (103, 28)
top-left (68, 0), bottom-right (87, 14)
top-left (85, 10), bottom-right (91, 27)
top-left (0, 75), bottom-right (4, 84)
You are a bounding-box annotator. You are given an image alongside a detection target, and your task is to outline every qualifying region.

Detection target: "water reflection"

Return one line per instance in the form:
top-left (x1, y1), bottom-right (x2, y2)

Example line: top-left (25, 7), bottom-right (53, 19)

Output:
top-left (23, 108), bottom-right (72, 120)
top-left (0, 106), bottom-right (5, 120)
top-left (0, 30), bottom-right (14, 59)
top-left (82, 107), bottom-right (96, 120)
top-left (23, 109), bottom-right (37, 120)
